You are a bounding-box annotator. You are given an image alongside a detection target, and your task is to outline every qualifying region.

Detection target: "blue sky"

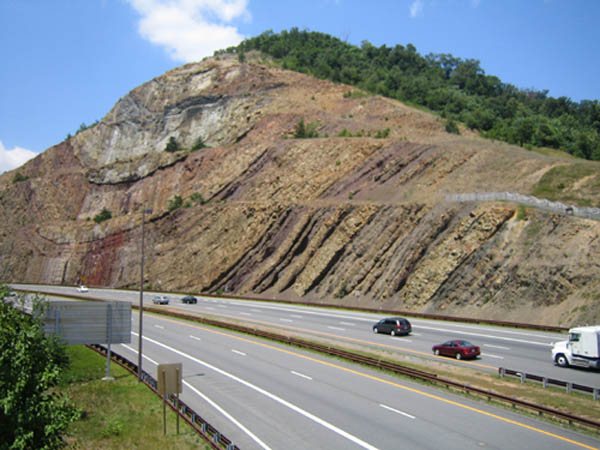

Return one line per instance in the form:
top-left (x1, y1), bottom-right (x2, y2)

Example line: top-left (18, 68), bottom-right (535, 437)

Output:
top-left (1, 0), bottom-right (598, 173)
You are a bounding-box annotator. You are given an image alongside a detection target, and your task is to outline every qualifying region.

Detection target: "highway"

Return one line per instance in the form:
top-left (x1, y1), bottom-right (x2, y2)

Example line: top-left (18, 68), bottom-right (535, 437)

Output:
top-left (9, 284), bottom-right (600, 449)
top-left (14, 284), bottom-right (599, 388)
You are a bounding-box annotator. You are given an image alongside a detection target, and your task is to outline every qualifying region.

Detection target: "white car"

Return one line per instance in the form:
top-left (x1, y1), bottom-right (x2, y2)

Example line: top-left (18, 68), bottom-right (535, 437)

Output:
top-left (77, 285), bottom-right (89, 293)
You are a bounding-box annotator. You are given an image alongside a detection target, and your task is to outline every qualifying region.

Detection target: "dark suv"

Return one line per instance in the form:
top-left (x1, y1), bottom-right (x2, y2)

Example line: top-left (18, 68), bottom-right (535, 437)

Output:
top-left (372, 317), bottom-right (412, 336)
top-left (182, 295), bottom-right (197, 304)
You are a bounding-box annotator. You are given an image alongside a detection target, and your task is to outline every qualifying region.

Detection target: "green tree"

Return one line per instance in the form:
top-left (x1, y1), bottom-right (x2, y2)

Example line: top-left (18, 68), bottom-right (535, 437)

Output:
top-left (445, 118), bottom-right (460, 135)
top-left (93, 208), bottom-right (112, 224)
top-left (168, 195), bottom-right (183, 211)
top-left (294, 118), bottom-right (307, 138)
top-left (191, 136), bottom-right (206, 151)
top-left (514, 116), bottom-right (536, 147)
top-left (164, 136), bottom-right (180, 153)
top-left (12, 172), bottom-right (29, 183)
top-left (190, 192), bottom-right (206, 204)
top-left (293, 118), bottom-right (319, 138)
top-left (0, 288), bottom-right (79, 449)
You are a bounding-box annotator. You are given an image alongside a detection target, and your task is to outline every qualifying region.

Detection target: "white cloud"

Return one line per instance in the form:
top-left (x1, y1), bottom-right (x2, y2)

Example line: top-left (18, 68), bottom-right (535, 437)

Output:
top-left (126, 0), bottom-right (250, 62)
top-left (409, 0), bottom-right (424, 18)
top-left (0, 140), bottom-right (37, 174)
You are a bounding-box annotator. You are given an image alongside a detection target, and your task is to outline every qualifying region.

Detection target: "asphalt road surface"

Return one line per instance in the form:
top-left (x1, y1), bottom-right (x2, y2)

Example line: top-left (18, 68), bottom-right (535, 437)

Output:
top-left (14, 284), bottom-right (599, 387)
top-left (9, 284), bottom-right (600, 449)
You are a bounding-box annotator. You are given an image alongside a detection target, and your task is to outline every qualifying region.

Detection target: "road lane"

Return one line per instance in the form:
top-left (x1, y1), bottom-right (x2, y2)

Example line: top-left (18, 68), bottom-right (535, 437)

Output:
top-left (11, 284), bottom-right (599, 387)
top-left (121, 311), bottom-right (600, 449)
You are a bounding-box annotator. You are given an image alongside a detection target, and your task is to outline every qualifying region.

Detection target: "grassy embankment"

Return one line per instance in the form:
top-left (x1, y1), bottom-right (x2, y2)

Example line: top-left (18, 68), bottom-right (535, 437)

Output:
top-left (58, 345), bottom-right (208, 449)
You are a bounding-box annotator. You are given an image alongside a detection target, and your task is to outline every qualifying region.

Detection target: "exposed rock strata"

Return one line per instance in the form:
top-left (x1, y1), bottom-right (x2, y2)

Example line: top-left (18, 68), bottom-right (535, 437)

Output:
top-left (1, 55), bottom-right (599, 327)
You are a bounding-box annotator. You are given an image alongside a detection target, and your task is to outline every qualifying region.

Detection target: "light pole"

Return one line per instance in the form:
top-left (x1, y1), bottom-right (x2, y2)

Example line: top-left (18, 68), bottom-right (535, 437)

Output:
top-left (138, 207), bottom-right (152, 381)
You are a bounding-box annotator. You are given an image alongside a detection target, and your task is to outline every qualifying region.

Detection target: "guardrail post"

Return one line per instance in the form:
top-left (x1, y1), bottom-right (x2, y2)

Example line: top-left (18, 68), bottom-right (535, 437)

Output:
top-left (520, 372), bottom-right (525, 384)
top-left (227, 444), bottom-right (235, 450)
top-left (566, 382), bottom-right (572, 394)
top-left (499, 367), bottom-right (505, 378)
top-left (542, 377), bottom-right (547, 389)
top-left (201, 423), bottom-right (207, 433)
top-left (213, 432), bottom-right (220, 443)
top-left (594, 389), bottom-right (598, 401)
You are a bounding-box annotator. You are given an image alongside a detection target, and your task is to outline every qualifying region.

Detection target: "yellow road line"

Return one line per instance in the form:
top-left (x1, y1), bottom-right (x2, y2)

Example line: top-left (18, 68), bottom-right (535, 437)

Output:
top-left (152, 312), bottom-right (598, 450)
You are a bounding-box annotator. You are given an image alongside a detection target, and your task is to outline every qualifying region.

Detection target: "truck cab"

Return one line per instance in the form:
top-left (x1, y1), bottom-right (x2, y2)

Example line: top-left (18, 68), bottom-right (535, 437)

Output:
top-left (552, 325), bottom-right (600, 369)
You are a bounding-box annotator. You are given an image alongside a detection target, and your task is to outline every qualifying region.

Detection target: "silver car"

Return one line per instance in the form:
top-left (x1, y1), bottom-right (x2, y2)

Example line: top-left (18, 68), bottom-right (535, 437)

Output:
top-left (152, 295), bottom-right (170, 305)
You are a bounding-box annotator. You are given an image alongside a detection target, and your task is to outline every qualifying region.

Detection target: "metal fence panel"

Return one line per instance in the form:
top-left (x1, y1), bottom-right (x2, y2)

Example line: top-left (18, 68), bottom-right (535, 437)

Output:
top-left (447, 192), bottom-right (600, 220)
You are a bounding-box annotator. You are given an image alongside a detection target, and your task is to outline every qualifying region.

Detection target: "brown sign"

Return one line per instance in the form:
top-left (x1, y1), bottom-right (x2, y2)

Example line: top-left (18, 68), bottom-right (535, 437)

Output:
top-left (157, 363), bottom-right (182, 397)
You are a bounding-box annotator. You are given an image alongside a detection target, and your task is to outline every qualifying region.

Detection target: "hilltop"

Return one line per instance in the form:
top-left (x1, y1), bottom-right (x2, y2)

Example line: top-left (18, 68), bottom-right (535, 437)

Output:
top-left (1, 54), bottom-right (599, 326)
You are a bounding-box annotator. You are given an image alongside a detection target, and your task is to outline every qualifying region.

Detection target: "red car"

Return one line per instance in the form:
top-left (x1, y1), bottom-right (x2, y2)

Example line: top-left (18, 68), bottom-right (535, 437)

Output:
top-left (432, 340), bottom-right (480, 360)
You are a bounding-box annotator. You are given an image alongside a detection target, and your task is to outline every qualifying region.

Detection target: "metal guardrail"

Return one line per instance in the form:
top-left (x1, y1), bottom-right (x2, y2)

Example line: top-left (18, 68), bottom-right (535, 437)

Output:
top-left (209, 294), bottom-right (569, 333)
top-left (10, 288), bottom-right (597, 431)
top-left (148, 307), bottom-right (600, 431)
top-left (499, 367), bottom-right (600, 400)
top-left (10, 286), bottom-right (571, 332)
top-left (86, 344), bottom-right (239, 450)
top-left (447, 192), bottom-right (600, 221)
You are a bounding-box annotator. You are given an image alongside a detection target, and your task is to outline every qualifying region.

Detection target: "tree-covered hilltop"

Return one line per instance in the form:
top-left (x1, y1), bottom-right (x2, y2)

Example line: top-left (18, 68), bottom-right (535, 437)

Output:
top-left (219, 28), bottom-right (600, 160)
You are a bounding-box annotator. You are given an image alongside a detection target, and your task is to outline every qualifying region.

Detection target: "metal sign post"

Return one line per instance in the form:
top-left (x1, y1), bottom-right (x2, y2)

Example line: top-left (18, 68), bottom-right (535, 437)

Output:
top-left (102, 303), bottom-right (114, 381)
top-left (157, 363), bottom-right (182, 436)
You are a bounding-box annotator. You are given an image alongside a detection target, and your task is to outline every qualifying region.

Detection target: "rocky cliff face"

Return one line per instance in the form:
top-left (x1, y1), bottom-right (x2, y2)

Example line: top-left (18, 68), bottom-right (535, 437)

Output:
top-left (1, 54), bottom-right (599, 327)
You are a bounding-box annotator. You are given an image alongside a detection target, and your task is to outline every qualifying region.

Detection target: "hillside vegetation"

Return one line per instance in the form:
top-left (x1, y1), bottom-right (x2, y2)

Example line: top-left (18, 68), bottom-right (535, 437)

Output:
top-left (220, 29), bottom-right (600, 160)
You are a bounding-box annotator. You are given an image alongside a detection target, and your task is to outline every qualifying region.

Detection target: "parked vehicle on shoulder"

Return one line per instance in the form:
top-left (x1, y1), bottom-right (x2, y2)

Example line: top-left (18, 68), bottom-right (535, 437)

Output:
top-left (372, 317), bottom-right (412, 336)
top-left (432, 340), bottom-right (480, 360)
top-left (77, 285), bottom-right (88, 293)
top-left (152, 295), bottom-right (170, 305)
top-left (552, 325), bottom-right (600, 369)
top-left (182, 295), bottom-right (197, 304)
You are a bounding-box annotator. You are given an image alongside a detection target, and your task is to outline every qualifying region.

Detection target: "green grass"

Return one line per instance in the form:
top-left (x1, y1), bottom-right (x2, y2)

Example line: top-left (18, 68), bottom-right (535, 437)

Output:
top-left (58, 346), bottom-right (208, 449)
top-left (532, 163), bottom-right (600, 207)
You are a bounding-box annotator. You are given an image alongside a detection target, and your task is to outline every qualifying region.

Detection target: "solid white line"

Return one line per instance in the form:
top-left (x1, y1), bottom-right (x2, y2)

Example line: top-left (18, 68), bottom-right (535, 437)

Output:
top-left (291, 371), bottom-right (313, 380)
top-left (184, 378), bottom-right (272, 450)
top-left (136, 333), bottom-right (378, 450)
top-left (190, 335), bottom-right (202, 341)
top-left (482, 353), bottom-right (504, 359)
top-left (125, 338), bottom-right (271, 450)
top-left (328, 326), bottom-right (345, 331)
top-left (209, 299), bottom-right (561, 342)
top-left (484, 344), bottom-right (510, 350)
top-left (232, 349), bottom-right (247, 356)
top-left (380, 404), bottom-right (416, 419)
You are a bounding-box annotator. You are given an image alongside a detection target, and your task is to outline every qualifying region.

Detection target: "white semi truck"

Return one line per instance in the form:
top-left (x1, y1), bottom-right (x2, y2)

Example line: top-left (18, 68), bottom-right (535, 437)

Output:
top-left (552, 325), bottom-right (600, 369)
